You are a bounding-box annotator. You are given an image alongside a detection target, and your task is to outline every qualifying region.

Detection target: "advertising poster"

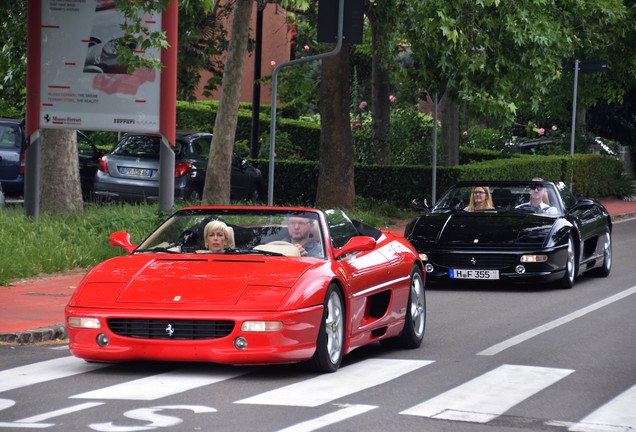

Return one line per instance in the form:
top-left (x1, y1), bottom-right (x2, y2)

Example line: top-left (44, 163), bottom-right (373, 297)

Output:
top-left (39, 0), bottom-right (161, 133)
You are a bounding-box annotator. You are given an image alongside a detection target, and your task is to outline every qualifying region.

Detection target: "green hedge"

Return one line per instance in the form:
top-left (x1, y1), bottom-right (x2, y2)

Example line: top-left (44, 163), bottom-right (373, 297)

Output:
top-left (175, 101), bottom-right (320, 160)
top-left (252, 154), bottom-right (622, 207)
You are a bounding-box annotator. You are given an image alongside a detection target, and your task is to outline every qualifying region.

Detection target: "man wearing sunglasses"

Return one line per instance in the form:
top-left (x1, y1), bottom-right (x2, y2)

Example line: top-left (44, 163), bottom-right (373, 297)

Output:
top-left (516, 177), bottom-right (558, 214)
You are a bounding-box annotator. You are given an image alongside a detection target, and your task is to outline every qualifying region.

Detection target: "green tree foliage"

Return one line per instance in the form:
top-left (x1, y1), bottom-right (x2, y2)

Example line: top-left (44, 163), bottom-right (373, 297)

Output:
top-left (0, 0), bottom-right (27, 116)
top-left (395, 0), bottom-right (629, 166)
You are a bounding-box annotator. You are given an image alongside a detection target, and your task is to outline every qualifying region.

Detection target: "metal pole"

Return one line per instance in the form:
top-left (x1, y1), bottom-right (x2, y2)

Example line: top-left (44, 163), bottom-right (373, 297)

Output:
top-left (24, 130), bottom-right (41, 221)
top-left (569, 59), bottom-right (579, 189)
top-left (250, 5), bottom-right (264, 159)
top-left (159, 135), bottom-right (175, 212)
top-left (267, 0), bottom-right (345, 206)
top-left (431, 93), bottom-right (438, 206)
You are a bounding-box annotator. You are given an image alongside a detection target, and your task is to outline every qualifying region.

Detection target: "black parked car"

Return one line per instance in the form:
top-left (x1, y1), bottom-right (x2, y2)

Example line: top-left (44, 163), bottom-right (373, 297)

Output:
top-left (0, 119), bottom-right (101, 198)
top-left (405, 180), bottom-right (612, 288)
top-left (93, 131), bottom-right (264, 203)
top-left (77, 131), bottom-right (104, 198)
top-left (0, 118), bottom-right (26, 196)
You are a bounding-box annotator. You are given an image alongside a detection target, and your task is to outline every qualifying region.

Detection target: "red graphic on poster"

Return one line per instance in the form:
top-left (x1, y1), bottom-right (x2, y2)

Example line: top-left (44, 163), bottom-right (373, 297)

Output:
top-left (93, 67), bottom-right (156, 95)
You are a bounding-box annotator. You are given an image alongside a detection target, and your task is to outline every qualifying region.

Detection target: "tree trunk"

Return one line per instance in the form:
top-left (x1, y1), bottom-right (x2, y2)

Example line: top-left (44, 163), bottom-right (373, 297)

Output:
top-left (40, 129), bottom-right (83, 215)
top-left (315, 46), bottom-right (355, 209)
top-left (368, 9), bottom-right (391, 165)
top-left (202, 0), bottom-right (253, 205)
top-left (441, 94), bottom-right (459, 166)
top-left (576, 106), bottom-right (587, 136)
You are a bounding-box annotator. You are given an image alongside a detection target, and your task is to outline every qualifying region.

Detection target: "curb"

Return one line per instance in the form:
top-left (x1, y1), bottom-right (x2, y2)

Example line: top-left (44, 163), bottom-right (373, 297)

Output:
top-left (0, 324), bottom-right (67, 344)
top-left (612, 212), bottom-right (636, 222)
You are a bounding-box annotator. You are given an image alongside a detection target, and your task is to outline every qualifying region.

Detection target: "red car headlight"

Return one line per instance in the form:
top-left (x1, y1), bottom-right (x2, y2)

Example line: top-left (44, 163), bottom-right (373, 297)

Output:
top-left (241, 321), bottom-right (283, 332)
top-left (68, 317), bottom-right (101, 329)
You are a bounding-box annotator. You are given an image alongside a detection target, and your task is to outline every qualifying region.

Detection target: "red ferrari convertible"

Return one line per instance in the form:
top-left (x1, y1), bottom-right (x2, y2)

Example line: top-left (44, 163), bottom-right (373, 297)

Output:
top-left (65, 206), bottom-right (426, 372)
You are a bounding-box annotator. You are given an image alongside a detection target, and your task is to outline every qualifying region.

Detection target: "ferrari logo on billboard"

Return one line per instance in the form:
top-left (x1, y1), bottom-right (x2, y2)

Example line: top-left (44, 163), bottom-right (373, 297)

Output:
top-left (39, 0), bottom-right (161, 133)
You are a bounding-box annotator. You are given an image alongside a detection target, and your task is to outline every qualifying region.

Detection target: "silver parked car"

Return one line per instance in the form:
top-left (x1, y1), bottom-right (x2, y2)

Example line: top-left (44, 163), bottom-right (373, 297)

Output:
top-left (93, 131), bottom-right (263, 202)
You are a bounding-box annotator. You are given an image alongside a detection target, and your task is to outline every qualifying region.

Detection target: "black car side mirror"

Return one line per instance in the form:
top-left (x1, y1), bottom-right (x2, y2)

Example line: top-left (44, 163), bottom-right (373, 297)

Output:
top-left (571, 198), bottom-right (595, 211)
top-left (411, 198), bottom-right (429, 212)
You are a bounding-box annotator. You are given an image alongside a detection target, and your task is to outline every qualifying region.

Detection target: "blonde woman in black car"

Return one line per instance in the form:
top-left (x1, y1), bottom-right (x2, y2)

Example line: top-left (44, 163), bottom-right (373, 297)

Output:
top-left (465, 186), bottom-right (494, 212)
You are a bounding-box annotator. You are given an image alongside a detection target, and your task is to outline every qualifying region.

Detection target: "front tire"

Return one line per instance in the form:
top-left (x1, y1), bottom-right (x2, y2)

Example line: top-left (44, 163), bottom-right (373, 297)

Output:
top-left (558, 235), bottom-right (577, 289)
top-left (307, 284), bottom-right (345, 373)
top-left (381, 265), bottom-right (426, 349)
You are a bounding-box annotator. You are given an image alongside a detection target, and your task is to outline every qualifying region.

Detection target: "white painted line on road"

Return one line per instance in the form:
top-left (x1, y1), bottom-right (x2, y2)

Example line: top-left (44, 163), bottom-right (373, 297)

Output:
top-left (400, 364), bottom-right (574, 423)
top-left (275, 404), bottom-right (377, 432)
top-left (0, 356), bottom-right (105, 393)
top-left (71, 367), bottom-right (248, 400)
top-left (567, 382), bottom-right (636, 431)
top-left (236, 359), bottom-right (433, 407)
top-left (478, 285), bottom-right (636, 356)
top-left (17, 402), bottom-right (104, 423)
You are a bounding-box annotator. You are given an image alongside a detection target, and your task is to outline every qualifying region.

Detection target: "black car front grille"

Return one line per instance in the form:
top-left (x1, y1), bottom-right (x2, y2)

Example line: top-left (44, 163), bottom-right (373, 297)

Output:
top-left (107, 318), bottom-right (235, 340)
top-left (433, 253), bottom-right (518, 269)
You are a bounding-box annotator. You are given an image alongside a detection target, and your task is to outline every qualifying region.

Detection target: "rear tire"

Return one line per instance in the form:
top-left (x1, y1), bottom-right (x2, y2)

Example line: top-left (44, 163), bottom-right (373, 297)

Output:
top-left (248, 184), bottom-right (262, 202)
top-left (307, 284), bottom-right (345, 373)
top-left (588, 230), bottom-right (612, 277)
top-left (184, 185), bottom-right (202, 203)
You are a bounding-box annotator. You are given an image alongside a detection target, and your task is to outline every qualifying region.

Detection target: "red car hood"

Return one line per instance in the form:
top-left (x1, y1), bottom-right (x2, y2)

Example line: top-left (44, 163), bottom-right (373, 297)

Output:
top-left (71, 254), bottom-right (316, 310)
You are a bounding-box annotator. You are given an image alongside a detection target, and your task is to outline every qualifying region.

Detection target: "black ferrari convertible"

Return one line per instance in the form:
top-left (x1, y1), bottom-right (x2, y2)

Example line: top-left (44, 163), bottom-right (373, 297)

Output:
top-left (404, 180), bottom-right (612, 288)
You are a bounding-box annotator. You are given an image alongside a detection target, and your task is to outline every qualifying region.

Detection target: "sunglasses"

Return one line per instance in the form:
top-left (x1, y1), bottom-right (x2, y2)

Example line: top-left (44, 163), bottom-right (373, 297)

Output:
top-left (529, 183), bottom-right (544, 191)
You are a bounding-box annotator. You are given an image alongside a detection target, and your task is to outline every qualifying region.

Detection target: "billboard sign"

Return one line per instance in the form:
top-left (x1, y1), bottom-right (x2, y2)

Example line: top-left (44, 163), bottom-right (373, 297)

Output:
top-left (39, 0), bottom-right (161, 133)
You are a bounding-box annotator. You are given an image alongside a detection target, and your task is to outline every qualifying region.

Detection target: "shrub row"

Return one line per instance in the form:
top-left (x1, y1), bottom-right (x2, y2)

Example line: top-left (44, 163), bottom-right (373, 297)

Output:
top-left (22, 101), bottom-right (623, 206)
top-left (253, 153), bottom-right (623, 207)
top-left (175, 101), bottom-right (320, 160)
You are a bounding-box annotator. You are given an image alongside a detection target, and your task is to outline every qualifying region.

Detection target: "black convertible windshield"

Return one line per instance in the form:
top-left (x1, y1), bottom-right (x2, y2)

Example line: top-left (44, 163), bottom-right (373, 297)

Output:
top-left (434, 182), bottom-right (563, 216)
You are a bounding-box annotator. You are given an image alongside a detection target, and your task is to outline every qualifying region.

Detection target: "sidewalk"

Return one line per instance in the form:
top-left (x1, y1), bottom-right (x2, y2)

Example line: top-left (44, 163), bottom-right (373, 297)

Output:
top-left (1, 198), bottom-right (636, 344)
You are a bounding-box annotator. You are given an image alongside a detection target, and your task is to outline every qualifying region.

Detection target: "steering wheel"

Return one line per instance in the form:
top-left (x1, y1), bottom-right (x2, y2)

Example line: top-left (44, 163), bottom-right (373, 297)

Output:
top-left (266, 241), bottom-right (296, 247)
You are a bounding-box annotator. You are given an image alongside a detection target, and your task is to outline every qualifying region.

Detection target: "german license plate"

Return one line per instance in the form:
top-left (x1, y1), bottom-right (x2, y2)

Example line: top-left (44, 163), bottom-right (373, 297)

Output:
top-left (449, 269), bottom-right (499, 280)
top-left (119, 167), bottom-right (151, 177)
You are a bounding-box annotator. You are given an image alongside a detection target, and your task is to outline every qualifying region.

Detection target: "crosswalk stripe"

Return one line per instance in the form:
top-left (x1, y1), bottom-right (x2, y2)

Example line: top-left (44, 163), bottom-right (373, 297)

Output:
top-left (275, 404), bottom-right (377, 432)
top-left (235, 359), bottom-right (433, 407)
top-left (567, 382), bottom-right (636, 432)
top-left (0, 402), bottom-right (105, 428)
top-left (0, 356), bottom-right (105, 394)
top-left (71, 366), bottom-right (249, 400)
top-left (400, 364), bottom-right (574, 423)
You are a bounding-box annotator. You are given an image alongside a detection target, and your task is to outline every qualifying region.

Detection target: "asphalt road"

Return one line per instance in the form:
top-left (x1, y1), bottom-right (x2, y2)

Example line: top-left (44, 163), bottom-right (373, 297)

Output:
top-left (1, 218), bottom-right (634, 432)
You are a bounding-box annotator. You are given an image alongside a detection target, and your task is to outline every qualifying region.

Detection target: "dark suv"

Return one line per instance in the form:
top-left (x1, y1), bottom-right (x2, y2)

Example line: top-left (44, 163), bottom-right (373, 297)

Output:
top-left (0, 119), bottom-right (26, 196)
top-left (93, 131), bottom-right (263, 202)
top-left (0, 119), bottom-right (103, 198)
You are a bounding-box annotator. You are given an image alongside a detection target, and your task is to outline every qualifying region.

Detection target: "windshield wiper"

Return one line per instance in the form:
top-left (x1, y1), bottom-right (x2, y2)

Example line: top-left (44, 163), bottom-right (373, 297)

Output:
top-left (222, 247), bottom-right (284, 256)
top-left (135, 246), bottom-right (180, 254)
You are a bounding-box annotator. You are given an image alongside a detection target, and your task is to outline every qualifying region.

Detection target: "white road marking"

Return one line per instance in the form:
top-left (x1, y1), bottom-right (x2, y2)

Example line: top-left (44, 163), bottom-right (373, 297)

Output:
top-left (478, 285), bottom-right (636, 356)
top-left (0, 402), bottom-right (104, 429)
top-left (567, 382), bottom-right (636, 432)
top-left (71, 368), bottom-right (248, 400)
top-left (0, 356), bottom-right (105, 393)
top-left (275, 404), bottom-right (377, 432)
top-left (235, 359), bottom-right (433, 407)
top-left (400, 364), bottom-right (574, 423)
